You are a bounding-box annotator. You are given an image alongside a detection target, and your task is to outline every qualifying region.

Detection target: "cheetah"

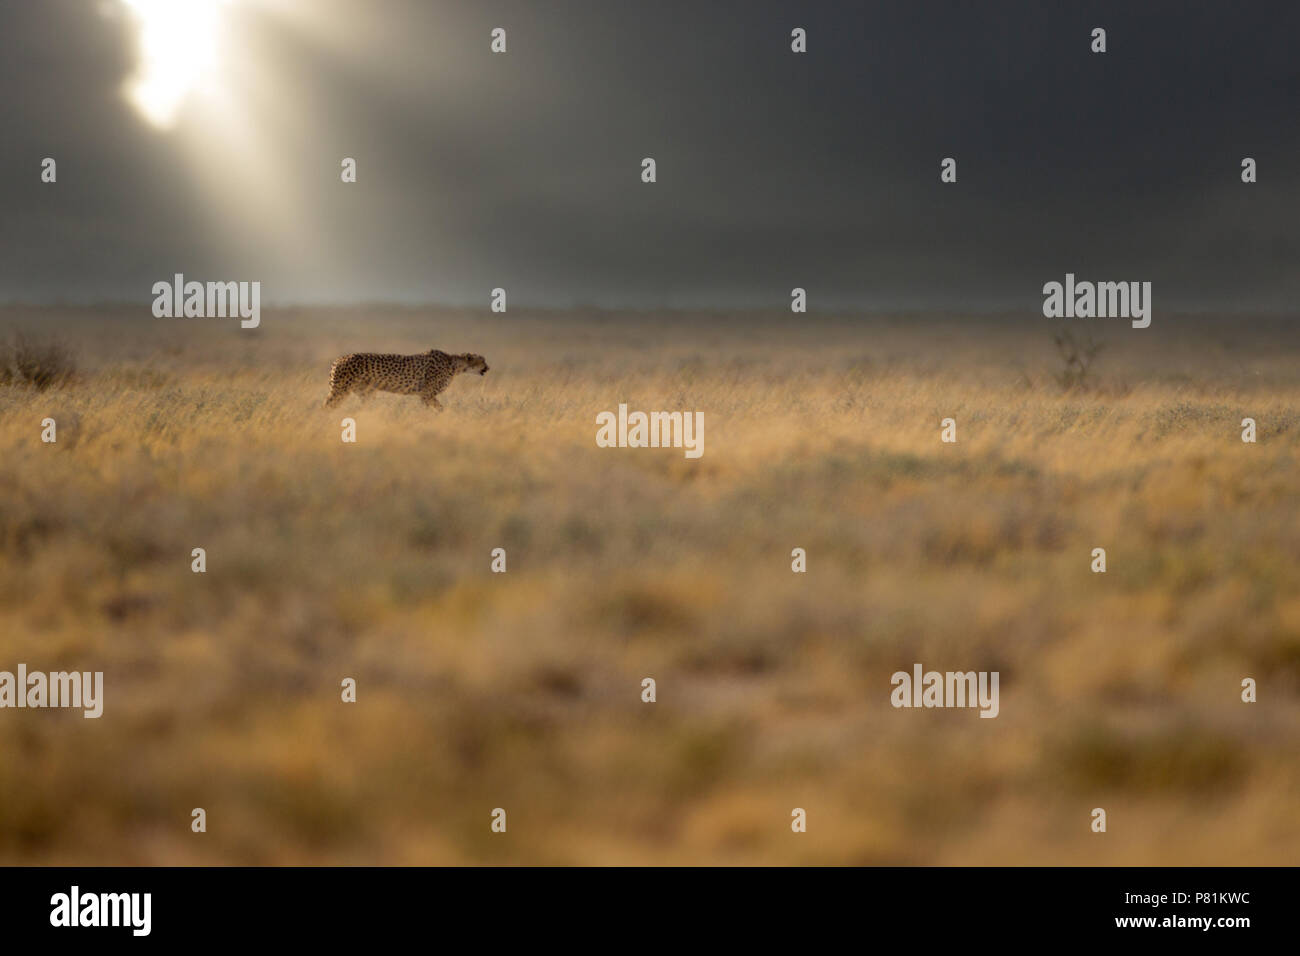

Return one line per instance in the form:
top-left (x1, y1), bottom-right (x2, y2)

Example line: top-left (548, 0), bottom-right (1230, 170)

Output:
top-left (323, 350), bottom-right (489, 410)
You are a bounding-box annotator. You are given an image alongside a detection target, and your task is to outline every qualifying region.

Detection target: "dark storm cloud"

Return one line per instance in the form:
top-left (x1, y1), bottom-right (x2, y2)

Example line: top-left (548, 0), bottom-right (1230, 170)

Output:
top-left (1, 0), bottom-right (1297, 310)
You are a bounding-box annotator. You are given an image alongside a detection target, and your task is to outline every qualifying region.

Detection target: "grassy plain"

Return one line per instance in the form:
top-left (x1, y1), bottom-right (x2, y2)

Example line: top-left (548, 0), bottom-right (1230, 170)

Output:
top-left (0, 306), bottom-right (1297, 864)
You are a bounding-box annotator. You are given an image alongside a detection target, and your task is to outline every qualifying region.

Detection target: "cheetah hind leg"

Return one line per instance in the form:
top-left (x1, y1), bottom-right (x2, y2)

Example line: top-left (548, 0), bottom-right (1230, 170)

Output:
top-left (323, 382), bottom-right (348, 408)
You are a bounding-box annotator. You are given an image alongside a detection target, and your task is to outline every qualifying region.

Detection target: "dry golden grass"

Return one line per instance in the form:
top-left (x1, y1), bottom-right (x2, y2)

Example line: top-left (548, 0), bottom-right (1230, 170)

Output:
top-left (0, 305), bottom-right (1297, 864)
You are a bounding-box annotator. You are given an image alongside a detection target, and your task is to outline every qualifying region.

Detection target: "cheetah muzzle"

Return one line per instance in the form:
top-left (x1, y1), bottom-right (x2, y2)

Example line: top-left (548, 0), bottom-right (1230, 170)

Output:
top-left (323, 350), bottom-right (489, 410)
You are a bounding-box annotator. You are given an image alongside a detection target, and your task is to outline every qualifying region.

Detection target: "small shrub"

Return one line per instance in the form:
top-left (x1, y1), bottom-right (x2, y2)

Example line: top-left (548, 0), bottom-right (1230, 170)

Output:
top-left (1053, 329), bottom-right (1103, 392)
top-left (0, 335), bottom-right (78, 390)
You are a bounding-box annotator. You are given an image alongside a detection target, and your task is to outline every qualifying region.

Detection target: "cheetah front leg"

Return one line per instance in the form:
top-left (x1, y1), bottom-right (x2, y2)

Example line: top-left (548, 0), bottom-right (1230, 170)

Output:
top-left (419, 372), bottom-right (448, 411)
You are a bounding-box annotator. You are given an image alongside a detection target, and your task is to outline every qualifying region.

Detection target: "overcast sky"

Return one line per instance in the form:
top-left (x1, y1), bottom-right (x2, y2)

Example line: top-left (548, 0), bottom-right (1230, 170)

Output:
top-left (1, 0), bottom-right (1297, 310)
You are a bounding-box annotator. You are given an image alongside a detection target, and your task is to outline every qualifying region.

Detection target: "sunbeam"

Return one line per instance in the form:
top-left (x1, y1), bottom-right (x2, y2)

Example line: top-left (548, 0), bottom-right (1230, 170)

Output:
top-left (121, 0), bottom-right (233, 128)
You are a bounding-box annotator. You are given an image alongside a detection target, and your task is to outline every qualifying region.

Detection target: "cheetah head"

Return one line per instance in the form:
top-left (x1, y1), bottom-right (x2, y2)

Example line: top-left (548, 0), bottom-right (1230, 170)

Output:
top-left (460, 353), bottom-right (489, 376)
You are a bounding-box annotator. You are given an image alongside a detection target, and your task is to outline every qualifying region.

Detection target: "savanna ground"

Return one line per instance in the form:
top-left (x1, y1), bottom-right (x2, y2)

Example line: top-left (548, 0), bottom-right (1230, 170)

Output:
top-left (0, 305), bottom-right (1297, 864)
